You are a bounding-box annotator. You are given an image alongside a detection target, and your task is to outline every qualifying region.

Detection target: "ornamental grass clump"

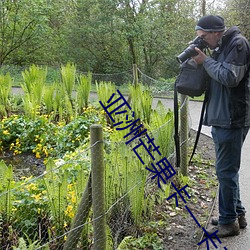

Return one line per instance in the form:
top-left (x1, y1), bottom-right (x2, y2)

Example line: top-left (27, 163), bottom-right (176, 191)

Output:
top-left (0, 73), bottom-right (12, 117)
top-left (76, 72), bottom-right (92, 112)
top-left (129, 83), bottom-right (153, 125)
top-left (60, 63), bottom-right (76, 103)
top-left (21, 65), bottom-right (47, 118)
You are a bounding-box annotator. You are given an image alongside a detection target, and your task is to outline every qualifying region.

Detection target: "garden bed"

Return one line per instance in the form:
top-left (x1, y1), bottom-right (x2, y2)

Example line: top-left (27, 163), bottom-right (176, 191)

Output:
top-left (0, 65), bottom-right (218, 249)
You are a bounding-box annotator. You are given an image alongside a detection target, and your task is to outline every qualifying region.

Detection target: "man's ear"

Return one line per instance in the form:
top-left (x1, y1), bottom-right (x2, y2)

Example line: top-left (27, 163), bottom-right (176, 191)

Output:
top-left (216, 31), bottom-right (224, 39)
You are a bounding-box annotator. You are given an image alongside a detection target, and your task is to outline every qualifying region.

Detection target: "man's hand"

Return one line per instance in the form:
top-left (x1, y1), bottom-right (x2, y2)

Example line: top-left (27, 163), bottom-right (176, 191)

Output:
top-left (192, 47), bottom-right (207, 64)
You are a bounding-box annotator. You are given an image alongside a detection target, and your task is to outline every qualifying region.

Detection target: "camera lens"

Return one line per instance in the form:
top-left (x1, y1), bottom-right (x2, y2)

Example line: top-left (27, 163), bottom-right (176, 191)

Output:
top-left (176, 36), bottom-right (208, 63)
top-left (176, 44), bottom-right (198, 63)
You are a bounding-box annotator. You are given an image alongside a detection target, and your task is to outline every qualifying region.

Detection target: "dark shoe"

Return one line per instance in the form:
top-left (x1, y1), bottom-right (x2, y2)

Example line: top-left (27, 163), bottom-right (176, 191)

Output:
top-left (238, 214), bottom-right (247, 228)
top-left (211, 214), bottom-right (247, 229)
top-left (205, 222), bottom-right (240, 238)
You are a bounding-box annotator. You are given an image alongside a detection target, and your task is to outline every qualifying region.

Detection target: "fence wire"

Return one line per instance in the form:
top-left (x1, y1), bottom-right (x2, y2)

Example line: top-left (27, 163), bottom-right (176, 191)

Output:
top-left (0, 67), bottom-right (193, 250)
top-left (137, 67), bottom-right (175, 96)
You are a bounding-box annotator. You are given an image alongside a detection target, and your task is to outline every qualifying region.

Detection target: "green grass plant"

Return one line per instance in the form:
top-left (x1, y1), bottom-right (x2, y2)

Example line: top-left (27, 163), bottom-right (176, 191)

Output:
top-left (0, 73), bottom-right (12, 116)
top-left (43, 159), bottom-right (69, 237)
top-left (96, 81), bottom-right (117, 126)
top-left (61, 63), bottom-right (76, 102)
top-left (96, 81), bottom-right (116, 105)
top-left (129, 83), bottom-right (152, 125)
top-left (105, 137), bottom-right (148, 218)
top-left (21, 65), bottom-right (47, 118)
top-left (0, 161), bottom-right (14, 222)
top-left (105, 131), bottom-right (150, 247)
top-left (76, 72), bottom-right (92, 112)
top-left (147, 100), bottom-right (175, 161)
top-left (43, 84), bottom-right (56, 114)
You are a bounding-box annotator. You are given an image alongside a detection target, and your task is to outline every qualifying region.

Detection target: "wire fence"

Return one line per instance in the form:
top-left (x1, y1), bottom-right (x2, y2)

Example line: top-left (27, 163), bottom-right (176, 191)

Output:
top-left (0, 65), bottom-right (191, 249)
top-left (0, 64), bottom-right (175, 97)
top-left (0, 124), bottom-right (177, 249)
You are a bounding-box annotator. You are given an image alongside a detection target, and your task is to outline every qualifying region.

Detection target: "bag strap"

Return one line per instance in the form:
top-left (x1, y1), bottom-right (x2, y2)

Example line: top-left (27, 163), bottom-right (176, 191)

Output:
top-left (174, 80), bottom-right (208, 168)
top-left (174, 79), bottom-right (181, 168)
top-left (188, 90), bottom-right (208, 164)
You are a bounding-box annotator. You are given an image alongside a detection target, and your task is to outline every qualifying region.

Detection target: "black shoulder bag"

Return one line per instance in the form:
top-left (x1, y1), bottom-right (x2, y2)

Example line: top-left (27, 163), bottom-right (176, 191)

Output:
top-left (174, 58), bottom-right (210, 168)
top-left (175, 58), bottom-right (208, 97)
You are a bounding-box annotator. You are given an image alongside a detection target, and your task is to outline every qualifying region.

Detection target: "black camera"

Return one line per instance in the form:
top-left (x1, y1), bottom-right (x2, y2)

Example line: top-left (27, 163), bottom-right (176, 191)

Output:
top-left (176, 36), bottom-right (208, 63)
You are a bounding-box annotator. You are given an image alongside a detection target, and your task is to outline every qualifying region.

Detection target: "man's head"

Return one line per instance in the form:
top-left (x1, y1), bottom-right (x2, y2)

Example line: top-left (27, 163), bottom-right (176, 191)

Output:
top-left (195, 15), bottom-right (225, 49)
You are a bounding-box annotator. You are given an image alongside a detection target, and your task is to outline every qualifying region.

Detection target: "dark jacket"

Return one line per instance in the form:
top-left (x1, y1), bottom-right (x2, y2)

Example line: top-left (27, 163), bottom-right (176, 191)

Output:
top-left (203, 26), bottom-right (250, 128)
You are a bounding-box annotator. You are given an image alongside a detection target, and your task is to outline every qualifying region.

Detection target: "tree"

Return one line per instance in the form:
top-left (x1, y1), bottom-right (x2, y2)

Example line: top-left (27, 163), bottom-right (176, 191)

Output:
top-left (0, 0), bottom-right (229, 79)
top-left (63, 0), bottom-right (127, 73)
top-left (66, 0), bottom-right (200, 78)
top-left (220, 0), bottom-right (250, 39)
top-left (0, 0), bottom-right (50, 65)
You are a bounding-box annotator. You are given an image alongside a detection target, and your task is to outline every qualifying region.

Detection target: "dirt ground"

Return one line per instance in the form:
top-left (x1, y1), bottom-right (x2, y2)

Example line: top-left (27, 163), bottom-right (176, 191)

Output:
top-left (159, 130), bottom-right (217, 250)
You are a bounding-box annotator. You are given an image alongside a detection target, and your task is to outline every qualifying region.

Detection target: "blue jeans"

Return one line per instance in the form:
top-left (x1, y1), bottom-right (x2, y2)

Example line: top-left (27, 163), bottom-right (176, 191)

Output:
top-left (211, 126), bottom-right (249, 225)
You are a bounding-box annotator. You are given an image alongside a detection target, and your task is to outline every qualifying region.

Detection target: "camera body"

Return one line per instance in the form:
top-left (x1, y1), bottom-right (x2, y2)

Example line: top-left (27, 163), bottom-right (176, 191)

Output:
top-left (176, 36), bottom-right (208, 64)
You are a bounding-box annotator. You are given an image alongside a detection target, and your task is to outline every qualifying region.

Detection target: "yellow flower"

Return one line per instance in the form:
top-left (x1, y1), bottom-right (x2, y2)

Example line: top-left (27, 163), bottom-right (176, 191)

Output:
top-left (36, 152), bottom-right (41, 159)
top-left (42, 147), bottom-right (49, 157)
top-left (3, 130), bottom-right (9, 135)
top-left (65, 205), bottom-right (74, 218)
top-left (21, 176), bottom-right (32, 181)
top-left (12, 207), bottom-right (17, 212)
top-left (14, 149), bottom-right (21, 155)
top-left (32, 193), bottom-right (42, 201)
top-left (71, 195), bottom-right (76, 204)
top-left (26, 183), bottom-right (37, 191)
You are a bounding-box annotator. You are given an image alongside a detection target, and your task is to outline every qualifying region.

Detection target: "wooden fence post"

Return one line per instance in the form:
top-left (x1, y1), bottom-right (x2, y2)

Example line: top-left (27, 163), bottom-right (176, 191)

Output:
top-left (133, 64), bottom-right (138, 86)
top-left (91, 124), bottom-right (106, 250)
top-left (63, 175), bottom-right (92, 250)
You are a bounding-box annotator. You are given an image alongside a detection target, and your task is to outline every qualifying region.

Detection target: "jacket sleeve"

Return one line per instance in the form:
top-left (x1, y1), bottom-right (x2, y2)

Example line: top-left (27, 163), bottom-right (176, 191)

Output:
top-left (203, 38), bottom-right (250, 88)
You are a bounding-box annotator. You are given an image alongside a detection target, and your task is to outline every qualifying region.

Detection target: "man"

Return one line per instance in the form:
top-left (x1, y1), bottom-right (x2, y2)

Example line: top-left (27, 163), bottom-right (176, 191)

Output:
top-left (192, 15), bottom-right (250, 237)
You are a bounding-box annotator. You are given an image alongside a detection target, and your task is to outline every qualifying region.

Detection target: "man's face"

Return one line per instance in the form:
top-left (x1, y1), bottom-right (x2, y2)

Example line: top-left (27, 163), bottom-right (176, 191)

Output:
top-left (196, 30), bottom-right (222, 49)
